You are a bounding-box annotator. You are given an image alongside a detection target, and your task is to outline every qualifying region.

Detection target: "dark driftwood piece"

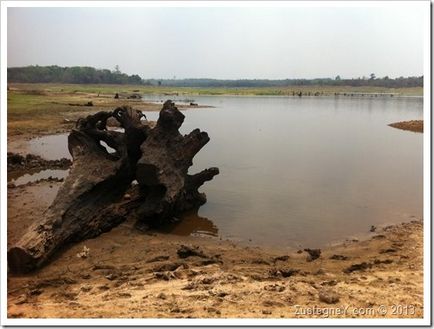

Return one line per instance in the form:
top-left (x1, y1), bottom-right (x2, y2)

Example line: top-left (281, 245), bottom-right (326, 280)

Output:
top-left (8, 101), bottom-right (219, 273)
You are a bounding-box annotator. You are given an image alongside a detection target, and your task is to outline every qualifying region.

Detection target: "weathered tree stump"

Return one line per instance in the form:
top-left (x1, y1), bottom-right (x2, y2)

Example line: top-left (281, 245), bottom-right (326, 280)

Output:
top-left (8, 101), bottom-right (219, 273)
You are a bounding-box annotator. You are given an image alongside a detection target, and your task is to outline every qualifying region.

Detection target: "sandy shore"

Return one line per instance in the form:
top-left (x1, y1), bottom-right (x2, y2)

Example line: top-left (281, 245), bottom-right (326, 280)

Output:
top-left (7, 176), bottom-right (424, 318)
top-left (389, 120), bottom-right (423, 133)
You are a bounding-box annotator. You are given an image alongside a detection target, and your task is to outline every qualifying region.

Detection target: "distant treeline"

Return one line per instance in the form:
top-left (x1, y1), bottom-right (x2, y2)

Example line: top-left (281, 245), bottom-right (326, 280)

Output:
top-left (148, 76), bottom-right (423, 88)
top-left (7, 65), bottom-right (143, 85)
top-left (8, 65), bottom-right (423, 88)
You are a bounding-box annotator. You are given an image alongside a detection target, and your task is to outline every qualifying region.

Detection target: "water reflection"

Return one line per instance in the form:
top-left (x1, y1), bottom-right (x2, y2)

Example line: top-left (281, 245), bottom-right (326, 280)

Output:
top-left (159, 209), bottom-right (219, 238)
top-left (29, 134), bottom-right (71, 160)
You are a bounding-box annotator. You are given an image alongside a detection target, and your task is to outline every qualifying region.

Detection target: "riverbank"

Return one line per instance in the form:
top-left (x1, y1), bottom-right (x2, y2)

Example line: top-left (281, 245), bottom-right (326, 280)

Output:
top-left (7, 176), bottom-right (424, 318)
top-left (6, 85), bottom-right (424, 319)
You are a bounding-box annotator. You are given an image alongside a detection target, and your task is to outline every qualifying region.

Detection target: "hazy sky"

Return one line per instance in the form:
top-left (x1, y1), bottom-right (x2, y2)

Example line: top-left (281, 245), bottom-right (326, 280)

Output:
top-left (7, 5), bottom-right (426, 79)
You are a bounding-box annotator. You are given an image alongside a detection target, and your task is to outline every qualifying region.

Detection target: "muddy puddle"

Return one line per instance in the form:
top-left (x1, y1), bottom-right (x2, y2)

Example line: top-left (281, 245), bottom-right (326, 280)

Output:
top-left (29, 134), bottom-right (71, 160)
top-left (8, 169), bottom-right (70, 186)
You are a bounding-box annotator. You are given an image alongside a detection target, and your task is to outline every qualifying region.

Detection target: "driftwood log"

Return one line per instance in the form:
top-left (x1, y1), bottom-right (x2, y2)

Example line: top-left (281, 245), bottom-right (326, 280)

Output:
top-left (8, 101), bottom-right (219, 273)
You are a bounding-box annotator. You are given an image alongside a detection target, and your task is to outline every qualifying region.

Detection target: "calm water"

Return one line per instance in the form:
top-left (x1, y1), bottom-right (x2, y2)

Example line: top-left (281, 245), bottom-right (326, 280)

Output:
top-left (27, 95), bottom-right (423, 248)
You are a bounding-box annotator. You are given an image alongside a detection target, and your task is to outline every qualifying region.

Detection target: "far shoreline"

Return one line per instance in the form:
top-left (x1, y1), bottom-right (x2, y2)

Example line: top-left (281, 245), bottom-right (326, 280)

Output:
top-left (8, 82), bottom-right (423, 97)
